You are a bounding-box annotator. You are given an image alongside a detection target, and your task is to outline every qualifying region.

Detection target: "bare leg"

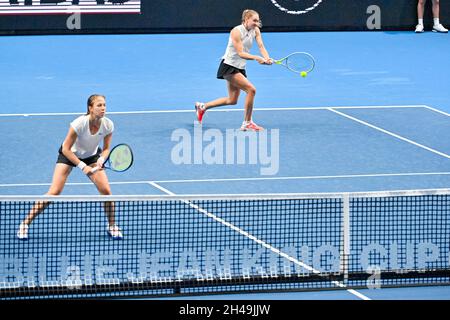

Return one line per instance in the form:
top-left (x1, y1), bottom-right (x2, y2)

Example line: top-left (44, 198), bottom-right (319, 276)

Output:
top-left (224, 73), bottom-right (256, 122)
top-left (417, 0), bottom-right (426, 19)
top-left (22, 164), bottom-right (72, 226)
top-left (88, 166), bottom-right (115, 226)
top-left (204, 81), bottom-right (241, 111)
top-left (432, 0), bottom-right (439, 18)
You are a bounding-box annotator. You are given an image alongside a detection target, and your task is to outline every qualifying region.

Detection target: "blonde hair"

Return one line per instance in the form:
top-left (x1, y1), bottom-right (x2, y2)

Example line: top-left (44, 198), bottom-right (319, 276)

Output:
top-left (86, 94), bottom-right (106, 115)
top-left (241, 9), bottom-right (261, 27)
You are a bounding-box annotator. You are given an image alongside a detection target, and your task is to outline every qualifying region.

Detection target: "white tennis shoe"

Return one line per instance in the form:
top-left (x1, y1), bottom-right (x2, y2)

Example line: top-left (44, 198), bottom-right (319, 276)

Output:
top-left (107, 224), bottom-right (123, 239)
top-left (433, 24), bottom-right (448, 33)
top-left (240, 121), bottom-right (264, 132)
top-left (415, 24), bottom-right (424, 33)
top-left (17, 222), bottom-right (29, 240)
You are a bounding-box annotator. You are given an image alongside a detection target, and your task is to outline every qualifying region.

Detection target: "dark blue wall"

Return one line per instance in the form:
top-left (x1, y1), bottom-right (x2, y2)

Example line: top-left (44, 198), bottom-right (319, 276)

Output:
top-left (0, 0), bottom-right (448, 35)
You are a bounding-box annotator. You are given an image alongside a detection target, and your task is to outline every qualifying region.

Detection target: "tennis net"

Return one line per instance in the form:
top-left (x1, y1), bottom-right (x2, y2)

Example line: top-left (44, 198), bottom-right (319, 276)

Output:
top-left (1, 189), bottom-right (449, 299)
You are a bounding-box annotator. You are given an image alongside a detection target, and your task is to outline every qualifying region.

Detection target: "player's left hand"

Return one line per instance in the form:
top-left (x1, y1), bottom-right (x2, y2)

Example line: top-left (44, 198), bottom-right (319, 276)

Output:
top-left (96, 156), bottom-right (105, 168)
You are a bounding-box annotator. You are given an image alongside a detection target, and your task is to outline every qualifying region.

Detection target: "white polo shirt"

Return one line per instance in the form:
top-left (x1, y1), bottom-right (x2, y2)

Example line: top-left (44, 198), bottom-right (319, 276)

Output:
top-left (70, 115), bottom-right (114, 159)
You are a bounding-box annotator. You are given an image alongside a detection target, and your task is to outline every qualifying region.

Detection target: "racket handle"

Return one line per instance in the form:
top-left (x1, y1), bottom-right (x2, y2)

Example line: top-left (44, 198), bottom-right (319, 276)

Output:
top-left (91, 166), bottom-right (100, 174)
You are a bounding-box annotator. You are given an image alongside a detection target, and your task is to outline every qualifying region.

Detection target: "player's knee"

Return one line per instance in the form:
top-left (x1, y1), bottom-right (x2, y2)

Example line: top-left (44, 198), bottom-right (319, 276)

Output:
top-left (99, 186), bottom-right (112, 196)
top-left (418, 0), bottom-right (426, 5)
top-left (247, 86), bottom-right (256, 96)
top-left (227, 98), bottom-right (238, 105)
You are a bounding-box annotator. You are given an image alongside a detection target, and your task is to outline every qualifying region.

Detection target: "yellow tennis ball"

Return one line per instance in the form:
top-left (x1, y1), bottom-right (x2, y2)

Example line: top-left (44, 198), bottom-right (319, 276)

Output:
top-left (300, 71), bottom-right (307, 78)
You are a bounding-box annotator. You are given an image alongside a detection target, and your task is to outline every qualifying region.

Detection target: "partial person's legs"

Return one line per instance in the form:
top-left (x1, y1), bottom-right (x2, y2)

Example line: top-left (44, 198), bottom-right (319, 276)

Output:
top-left (225, 73), bottom-right (257, 122)
top-left (432, 0), bottom-right (448, 32)
top-left (204, 81), bottom-right (241, 110)
top-left (432, 0), bottom-right (439, 19)
top-left (416, 0), bottom-right (426, 32)
top-left (418, 0), bottom-right (426, 19)
top-left (225, 73), bottom-right (262, 131)
top-left (195, 81), bottom-right (241, 123)
top-left (89, 168), bottom-right (122, 238)
top-left (18, 164), bottom-right (72, 239)
top-left (195, 72), bottom-right (262, 130)
top-left (24, 164), bottom-right (71, 225)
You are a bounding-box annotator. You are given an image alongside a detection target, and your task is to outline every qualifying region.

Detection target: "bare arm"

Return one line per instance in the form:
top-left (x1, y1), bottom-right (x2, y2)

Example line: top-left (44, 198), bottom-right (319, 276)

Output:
top-left (89, 133), bottom-right (113, 173)
top-left (230, 27), bottom-right (267, 64)
top-left (255, 27), bottom-right (271, 63)
top-left (101, 133), bottom-right (112, 159)
top-left (61, 127), bottom-right (84, 168)
top-left (62, 128), bottom-right (92, 175)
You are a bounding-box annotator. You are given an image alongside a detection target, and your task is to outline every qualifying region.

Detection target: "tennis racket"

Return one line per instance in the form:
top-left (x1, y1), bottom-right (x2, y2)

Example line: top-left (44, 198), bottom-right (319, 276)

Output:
top-left (272, 52), bottom-right (315, 75)
top-left (91, 144), bottom-right (133, 173)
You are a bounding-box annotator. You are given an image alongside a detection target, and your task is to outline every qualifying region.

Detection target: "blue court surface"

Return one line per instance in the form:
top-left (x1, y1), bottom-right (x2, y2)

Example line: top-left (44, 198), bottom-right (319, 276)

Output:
top-left (0, 31), bottom-right (449, 300)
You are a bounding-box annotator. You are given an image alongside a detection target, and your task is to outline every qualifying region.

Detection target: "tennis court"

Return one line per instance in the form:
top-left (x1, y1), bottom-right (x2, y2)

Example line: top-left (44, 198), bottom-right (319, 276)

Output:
top-left (1, 14), bottom-right (450, 301)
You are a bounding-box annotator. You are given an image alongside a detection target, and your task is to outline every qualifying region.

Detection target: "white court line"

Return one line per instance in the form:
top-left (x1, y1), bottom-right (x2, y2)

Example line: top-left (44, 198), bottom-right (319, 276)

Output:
top-left (148, 181), bottom-right (371, 301)
top-left (423, 105), bottom-right (450, 117)
top-left (0, 105), bottom-right (428, 117)
top-left (1, 171), bottom-right (450, 188)
top-left (328, 108), bottom-right (450, 160)
top-left (153, 172), bottom-right (450, 184)
top-left (0, 181), bottom-right (150, 187)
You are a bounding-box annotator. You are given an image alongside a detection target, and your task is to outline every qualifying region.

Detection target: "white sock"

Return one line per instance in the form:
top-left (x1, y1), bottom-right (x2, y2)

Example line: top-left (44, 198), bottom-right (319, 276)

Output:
top-left (418, 18), bottom-right (424, 26)
top-left (434, 18), bottom-right (440, 26)
top-left (242, 120), bottom-right (250, 125)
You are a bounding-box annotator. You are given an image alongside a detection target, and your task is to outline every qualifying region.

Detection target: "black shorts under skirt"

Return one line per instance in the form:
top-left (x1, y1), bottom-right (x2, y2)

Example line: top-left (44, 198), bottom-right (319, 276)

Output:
top-left (216, 60), bottom-right (247, 79)
top-left (57, 146), bottom-right (102, 167)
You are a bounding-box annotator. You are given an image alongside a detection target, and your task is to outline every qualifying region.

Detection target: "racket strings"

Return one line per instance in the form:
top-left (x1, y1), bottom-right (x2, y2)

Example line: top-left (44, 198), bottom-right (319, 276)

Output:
top-left (287, 54), bottom-right (314, 73)
top-left (109, 145), bottom-right (133, 171)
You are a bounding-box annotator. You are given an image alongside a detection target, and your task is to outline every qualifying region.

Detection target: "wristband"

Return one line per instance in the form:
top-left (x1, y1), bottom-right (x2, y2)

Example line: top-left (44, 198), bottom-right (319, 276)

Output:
top-left (77, 161), bottom-right (87, 170)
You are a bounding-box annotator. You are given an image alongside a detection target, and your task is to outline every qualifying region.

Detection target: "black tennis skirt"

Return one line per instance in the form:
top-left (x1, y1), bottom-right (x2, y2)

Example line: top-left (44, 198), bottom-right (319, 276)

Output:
top-left (217, 60), bottom-right (247, 79)
top-left (57, 145), bottom-right (102, 167)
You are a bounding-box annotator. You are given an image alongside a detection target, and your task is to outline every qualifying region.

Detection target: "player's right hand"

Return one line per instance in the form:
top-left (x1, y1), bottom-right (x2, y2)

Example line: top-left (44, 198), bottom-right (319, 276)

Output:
top-left (255, 56), bottom-right (266, 64)
top-left (83, 166), bottom-right (95, 176)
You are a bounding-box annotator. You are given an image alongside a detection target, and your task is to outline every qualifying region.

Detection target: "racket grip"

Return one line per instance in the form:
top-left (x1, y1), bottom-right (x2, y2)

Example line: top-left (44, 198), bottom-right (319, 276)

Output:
top-left (91, 166), bottom-right (99, 174)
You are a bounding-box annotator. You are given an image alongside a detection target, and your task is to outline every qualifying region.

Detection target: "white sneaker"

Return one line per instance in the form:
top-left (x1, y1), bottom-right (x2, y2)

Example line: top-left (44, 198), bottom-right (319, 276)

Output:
top-left (433, 24), bottom-right (448, 33)
top-left (415, 24), bottom-right (424, 33)
top-left (17, 222), bottom-right (29, 240)
top-left (107, 224), bottom-right (123, 239)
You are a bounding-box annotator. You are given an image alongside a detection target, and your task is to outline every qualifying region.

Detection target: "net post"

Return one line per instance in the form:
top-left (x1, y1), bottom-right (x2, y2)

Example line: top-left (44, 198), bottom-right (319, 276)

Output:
top-left (341, 194), bottom-right (351, 284)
